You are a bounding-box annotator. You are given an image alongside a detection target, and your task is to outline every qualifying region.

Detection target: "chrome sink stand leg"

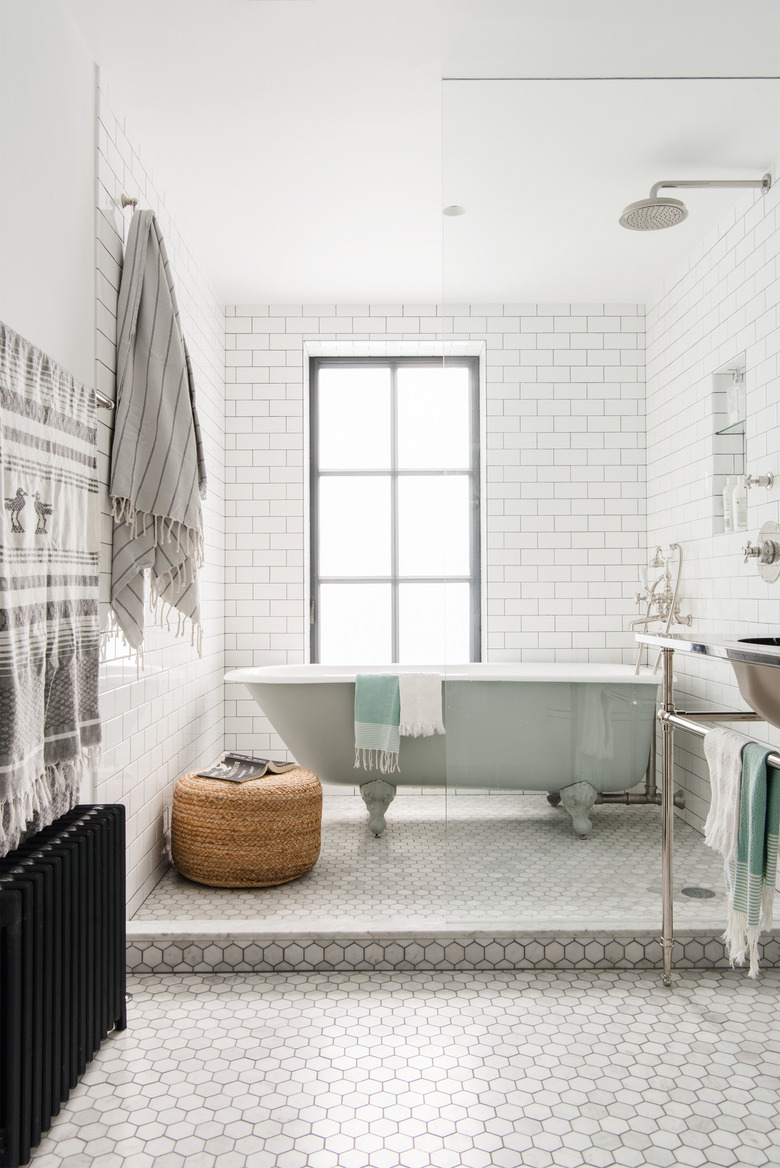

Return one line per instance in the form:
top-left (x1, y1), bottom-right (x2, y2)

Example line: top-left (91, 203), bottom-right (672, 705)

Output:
top-left (660, 647), bottom-right (676, 987)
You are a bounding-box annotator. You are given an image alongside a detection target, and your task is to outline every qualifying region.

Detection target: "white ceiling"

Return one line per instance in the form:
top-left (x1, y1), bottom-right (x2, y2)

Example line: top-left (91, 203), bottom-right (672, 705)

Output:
top-left (443, 78), bottom-right (780, 302)
top-left (62, 0), bottom-right (780, 305)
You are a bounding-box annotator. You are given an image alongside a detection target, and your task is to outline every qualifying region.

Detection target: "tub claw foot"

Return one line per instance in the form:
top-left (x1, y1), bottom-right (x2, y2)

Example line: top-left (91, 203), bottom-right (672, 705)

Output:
top-left (559, 782), bottom-right (597, 837)
top-left (546, 792), bottom-right (561, 807)
top-left (360, 779), bottom-right (397, 836)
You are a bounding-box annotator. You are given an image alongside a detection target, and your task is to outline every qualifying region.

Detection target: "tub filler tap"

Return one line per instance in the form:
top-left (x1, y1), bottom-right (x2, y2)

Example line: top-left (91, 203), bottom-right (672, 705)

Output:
top-left (633, 543), bottom-right (691, 675)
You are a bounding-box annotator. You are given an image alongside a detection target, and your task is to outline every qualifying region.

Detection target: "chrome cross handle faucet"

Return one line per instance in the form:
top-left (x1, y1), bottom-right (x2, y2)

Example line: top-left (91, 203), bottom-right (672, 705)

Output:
top-left (743, 537), bottom-right (780, 564)
top-left (743, 522), bottom-right (780, 583)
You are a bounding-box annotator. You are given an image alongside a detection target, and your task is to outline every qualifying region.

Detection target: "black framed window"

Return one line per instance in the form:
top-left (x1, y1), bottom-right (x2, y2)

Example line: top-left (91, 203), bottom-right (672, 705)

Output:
top-left (309, 356), bottom-right (480, 663)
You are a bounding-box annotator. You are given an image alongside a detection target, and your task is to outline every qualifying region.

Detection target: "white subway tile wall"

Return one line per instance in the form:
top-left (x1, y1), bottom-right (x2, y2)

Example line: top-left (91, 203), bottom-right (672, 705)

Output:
top-left (646, 178), bottom-right (780, 834)
top-left (95, 88), bottom-right (226, 915)
top-left (224, 304), bottom-right (647, 763)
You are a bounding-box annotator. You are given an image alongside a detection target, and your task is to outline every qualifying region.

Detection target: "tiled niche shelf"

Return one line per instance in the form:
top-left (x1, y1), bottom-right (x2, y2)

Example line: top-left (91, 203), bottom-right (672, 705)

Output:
top-left (712, 355), bottom-right (747, 535)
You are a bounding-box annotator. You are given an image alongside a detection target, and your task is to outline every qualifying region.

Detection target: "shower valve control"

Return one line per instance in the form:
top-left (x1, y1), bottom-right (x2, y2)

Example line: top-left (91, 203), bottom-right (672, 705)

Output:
top-left (743, 521), bottom-right (780, 582)
top-left (743, 540), bottom-right (776, 563)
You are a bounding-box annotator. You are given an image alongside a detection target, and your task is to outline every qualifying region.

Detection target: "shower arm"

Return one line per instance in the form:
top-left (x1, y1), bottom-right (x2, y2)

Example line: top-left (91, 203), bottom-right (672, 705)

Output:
top-left (649, 175), bottom-right (772, 199)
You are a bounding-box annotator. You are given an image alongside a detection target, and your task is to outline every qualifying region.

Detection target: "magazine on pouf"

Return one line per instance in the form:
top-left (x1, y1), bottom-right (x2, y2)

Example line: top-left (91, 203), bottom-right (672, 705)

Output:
top-left (196, 753), bottom-right (296, 783)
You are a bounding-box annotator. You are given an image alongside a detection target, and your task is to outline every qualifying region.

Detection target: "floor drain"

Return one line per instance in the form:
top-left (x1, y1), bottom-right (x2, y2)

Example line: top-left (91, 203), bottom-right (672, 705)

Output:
top-left (681, 886), bottom-right (716, 899)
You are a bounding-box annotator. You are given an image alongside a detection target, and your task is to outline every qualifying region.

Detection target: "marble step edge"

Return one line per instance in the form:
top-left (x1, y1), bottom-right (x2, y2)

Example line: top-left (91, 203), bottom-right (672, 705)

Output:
top-left (127, 920), bottom-right (747, 943)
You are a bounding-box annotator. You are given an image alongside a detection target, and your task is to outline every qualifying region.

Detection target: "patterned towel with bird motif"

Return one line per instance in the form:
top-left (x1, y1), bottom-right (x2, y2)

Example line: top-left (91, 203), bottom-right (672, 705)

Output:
top-left (0, 321), bottom-right (101, 853)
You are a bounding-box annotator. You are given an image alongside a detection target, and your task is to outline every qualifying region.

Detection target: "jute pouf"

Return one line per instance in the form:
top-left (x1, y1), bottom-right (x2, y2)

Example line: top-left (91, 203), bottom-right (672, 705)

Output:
top-left (171, 767), bottom-right (322, 888)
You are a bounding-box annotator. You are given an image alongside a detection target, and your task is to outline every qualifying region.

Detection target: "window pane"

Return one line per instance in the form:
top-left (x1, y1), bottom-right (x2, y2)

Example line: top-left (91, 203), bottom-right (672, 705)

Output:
top-left (397, 365), bottom-right (471, 469)
top-left (399, 583), bottom-right (471, 663)
top-left (319, 476), bottom-right (391, 575)
top-left (318, 367), bottom-right (391, 469)
top-left (398, 476), bottom-right (470, 576)
top-left (319, 584), bottom-right (391, 664)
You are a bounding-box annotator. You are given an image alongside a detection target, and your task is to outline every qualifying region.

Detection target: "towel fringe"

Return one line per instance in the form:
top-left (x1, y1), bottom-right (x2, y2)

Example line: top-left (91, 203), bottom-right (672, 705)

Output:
top-left (399, 720), bottom-right (445, 738)
top-left (111, 494), bottom-right (205, 568)
top-left (354, 747), bottom-right (400, 774)
top-left (724, 909), bottom-right (765, 978)
top-left (105, 571), bottom-right (204, 663)
top-left (148, 575), bottom-right (203, 660)
top-left (102, 609), bottom-right (146, 676)
top-left (0, 747), bottom-right (99, 855)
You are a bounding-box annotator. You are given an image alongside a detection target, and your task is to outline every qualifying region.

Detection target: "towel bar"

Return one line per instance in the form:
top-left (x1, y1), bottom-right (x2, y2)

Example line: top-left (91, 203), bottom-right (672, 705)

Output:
top-left (656, 647), bottom-right (779, 986)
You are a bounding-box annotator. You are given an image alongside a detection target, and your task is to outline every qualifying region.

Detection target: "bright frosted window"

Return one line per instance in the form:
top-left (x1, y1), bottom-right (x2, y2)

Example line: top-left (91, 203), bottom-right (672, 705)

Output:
top-left (398, 582), bottom-right (471, 663)
top-left (397, 476), bottom-right (470, 577)
top-left (310, 357), bottom-right (480, 663)
top-left (397, 366), bottom-right (470, 469)
top-left (318, 366), bottom-right (391, 469)
top-left (319, 476), bottom-right (391, 575)
top-left (319, 583), bottom-right (392, 664)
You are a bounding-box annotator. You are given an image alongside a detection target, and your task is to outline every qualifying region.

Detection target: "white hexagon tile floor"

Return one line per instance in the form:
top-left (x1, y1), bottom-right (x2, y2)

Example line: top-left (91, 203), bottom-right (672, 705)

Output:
top-left (29, 968), bottom-right (780, 1168)
top-left (135, 795), bottom-right (742, 932)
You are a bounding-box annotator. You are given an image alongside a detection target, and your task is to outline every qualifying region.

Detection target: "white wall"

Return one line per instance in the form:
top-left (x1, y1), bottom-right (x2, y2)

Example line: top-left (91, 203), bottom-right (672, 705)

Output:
top-left (94, 88), bottom-right (226, 914)
top-left (0, 1), bottom-right (226, 912)
top-left (223, 303), bottom-right (646, 760)
top-left (646, 173), bottom-right (780, 832)
top-left (0, 0), bottom-right (95, 385)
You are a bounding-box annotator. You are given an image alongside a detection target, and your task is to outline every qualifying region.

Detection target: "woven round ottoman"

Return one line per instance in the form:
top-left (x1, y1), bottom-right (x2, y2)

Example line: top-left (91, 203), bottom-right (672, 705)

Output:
top-left (171, 767), bottom-right (322, 888)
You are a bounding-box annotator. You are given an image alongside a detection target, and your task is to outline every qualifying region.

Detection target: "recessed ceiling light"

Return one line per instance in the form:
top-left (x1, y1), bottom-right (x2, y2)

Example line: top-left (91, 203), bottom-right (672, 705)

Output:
top-left (443, 205), bottom-right (466, 216)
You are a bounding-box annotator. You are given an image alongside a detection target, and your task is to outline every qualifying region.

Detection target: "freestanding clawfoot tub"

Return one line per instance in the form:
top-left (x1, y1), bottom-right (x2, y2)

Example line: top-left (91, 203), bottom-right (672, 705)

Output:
top-left (225, 664), bottom-right (660, 836)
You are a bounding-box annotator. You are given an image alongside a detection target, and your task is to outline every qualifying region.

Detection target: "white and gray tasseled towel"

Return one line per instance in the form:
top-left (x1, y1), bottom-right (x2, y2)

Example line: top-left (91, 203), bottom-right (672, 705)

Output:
top-left (703, 726), bottom-right (749, 862)
top-left (110, 209), bottom-right (207, 655)
top-left (0, 321), bottom-right (101, 853)
top-left (398, 673), bottom-right (445, 737)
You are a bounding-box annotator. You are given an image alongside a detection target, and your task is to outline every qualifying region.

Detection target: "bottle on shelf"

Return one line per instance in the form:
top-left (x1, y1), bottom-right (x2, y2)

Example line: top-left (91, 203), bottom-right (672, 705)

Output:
top-left (726, 369), bottom-right (746, 427)
top-left (722, 476), bottom-right (736, 533)
top-left (731, 476), bottom-right (747, 530)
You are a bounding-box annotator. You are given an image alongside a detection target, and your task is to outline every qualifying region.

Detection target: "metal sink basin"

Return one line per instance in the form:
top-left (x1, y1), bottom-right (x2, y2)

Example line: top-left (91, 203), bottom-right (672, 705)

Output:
top-left (634, 630), bottom-right (780, 728)
top-left (731, 638), bottom-right (780, 727)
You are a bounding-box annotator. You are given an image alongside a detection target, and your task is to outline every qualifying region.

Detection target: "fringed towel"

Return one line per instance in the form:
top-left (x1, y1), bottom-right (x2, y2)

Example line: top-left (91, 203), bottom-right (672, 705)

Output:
top-left (722, 742), bottom-right (780, 978)
top-left (0, 322), bottom-right (101, 853)
top-left (704, 726), bottom-right (748, 861)
top-left (399, 673), bottom-right (445, 737)
top-left (354, 674), bottom-right (401, 773)
top-left (110, 209), bottom-right (207, 657)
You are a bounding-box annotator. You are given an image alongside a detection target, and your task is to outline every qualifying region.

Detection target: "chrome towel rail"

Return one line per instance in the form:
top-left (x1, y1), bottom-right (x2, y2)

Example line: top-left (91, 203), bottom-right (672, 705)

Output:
top-left (96, 390), bottom-right (114, 411)
top-left (663, 708), bottom-right (780, 766)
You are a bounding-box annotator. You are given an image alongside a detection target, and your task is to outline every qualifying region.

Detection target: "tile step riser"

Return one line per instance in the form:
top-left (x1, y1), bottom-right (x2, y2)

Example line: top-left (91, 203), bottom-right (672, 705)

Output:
top-left (126, 933), bottom-right (780, 974)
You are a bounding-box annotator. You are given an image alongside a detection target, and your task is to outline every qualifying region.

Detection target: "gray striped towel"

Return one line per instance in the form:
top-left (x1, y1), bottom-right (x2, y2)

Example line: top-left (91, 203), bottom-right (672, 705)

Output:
top-left (110, 209), bottom-right (207, 655)
top-left (0, 321), bottom-right (101, 853)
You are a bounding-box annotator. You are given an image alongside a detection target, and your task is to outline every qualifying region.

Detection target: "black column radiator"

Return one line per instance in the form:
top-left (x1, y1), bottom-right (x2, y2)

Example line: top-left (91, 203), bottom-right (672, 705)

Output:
top-left (0, 805), bottom-right (127, 1168)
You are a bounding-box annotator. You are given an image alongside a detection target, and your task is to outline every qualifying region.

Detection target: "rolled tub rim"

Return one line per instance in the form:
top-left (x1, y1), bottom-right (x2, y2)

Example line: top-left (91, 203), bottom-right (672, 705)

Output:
top-left (225, 663), bottom-right (661, 686)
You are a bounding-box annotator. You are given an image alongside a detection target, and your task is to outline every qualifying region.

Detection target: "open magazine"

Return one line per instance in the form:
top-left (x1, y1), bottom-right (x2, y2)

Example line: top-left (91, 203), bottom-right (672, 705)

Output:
top-left (195, 753), bottom-right (296, 783)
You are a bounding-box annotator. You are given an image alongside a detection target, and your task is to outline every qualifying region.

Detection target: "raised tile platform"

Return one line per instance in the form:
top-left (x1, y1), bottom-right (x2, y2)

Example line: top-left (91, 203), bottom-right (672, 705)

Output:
top-left (129, 794), bottom-right (779, 974)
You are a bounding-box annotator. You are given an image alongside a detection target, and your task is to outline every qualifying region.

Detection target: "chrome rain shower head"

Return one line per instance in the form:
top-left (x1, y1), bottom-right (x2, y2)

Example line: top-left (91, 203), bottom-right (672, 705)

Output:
top-left (619, 173), bottom-right (772, 231)
top-left (620, 197), bottom-right (687, 231)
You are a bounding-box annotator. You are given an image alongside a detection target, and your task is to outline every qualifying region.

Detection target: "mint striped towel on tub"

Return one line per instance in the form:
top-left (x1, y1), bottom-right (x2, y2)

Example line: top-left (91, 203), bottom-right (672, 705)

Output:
top-left (354, 674), bottom-right (401, 773)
